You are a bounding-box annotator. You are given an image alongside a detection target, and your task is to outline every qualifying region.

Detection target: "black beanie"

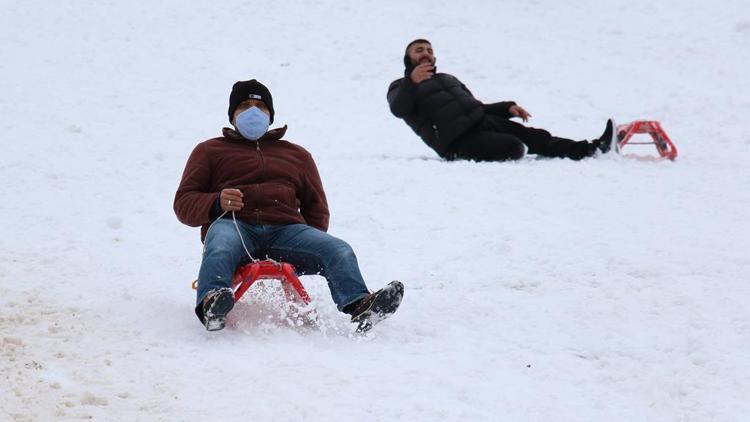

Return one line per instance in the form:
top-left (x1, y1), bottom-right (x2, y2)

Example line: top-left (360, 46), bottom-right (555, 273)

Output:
top-left (228, 79), bottom-right (274, 124)
top-left (403, 38), bottom-right (432, 77)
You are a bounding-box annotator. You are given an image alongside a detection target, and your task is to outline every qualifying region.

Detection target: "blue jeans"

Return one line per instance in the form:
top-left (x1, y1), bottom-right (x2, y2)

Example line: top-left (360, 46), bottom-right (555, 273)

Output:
top-left (196, 219), bottom-right (370, 312)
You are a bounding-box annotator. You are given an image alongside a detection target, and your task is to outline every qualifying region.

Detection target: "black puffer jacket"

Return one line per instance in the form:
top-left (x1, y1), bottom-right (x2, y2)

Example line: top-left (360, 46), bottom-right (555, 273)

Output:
top-left (387, 73), bottom-right (516, 157)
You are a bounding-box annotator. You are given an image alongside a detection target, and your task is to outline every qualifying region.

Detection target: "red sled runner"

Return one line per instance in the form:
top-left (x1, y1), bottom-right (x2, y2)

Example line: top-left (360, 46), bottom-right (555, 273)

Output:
top-left (616, 120), bottom-right (678, 161)
top-left (229, 260), bottom-right (318, 327)
top-left (231, 260), bottom-right (311, 305)
top-left (191, 260), bottom-right (311, 305)
top-left (192, 260), bottom-right (317, 328)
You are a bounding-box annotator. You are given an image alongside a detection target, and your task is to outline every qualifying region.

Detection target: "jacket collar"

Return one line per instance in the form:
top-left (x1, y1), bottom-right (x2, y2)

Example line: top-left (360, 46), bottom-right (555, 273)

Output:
top-left (222, 125), bottom-right (288, 142)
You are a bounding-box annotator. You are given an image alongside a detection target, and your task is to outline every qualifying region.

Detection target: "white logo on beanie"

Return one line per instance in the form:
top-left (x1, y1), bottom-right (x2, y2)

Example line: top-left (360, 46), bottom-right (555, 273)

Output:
top-left (248, 94), bottom-right (262, 100)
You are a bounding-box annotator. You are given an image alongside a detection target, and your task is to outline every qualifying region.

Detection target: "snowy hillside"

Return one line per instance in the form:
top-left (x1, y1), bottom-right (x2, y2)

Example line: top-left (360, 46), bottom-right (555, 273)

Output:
top-left (2, 0), bottom-right (749, 420)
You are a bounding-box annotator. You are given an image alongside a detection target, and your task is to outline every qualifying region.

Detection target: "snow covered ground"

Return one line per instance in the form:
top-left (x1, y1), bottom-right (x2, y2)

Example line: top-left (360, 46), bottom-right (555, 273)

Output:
top-left (2, 0), bottom-right (749, 420)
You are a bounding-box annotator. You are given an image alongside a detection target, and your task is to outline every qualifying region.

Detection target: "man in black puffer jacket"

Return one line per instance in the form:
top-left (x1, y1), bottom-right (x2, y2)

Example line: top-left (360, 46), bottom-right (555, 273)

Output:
top-left (387, 39), bottom-right (617, 161)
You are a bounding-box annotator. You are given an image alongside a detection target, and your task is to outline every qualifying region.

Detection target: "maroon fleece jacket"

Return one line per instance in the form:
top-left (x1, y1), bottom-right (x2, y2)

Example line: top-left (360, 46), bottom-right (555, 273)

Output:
top-left (174, 126), bottom-right (329, 241)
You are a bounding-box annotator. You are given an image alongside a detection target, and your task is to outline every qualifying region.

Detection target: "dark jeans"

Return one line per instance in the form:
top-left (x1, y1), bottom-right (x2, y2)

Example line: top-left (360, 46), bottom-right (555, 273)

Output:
top-left (196, 220), bottom-right (370, 315)
top-left (446, 115), bottom-right (597, 161)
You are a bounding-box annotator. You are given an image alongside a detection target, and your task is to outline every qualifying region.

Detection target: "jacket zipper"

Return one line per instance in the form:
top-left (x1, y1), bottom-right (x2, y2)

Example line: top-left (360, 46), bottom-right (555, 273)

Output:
top-left (255, 140), bottom-right (265, 225)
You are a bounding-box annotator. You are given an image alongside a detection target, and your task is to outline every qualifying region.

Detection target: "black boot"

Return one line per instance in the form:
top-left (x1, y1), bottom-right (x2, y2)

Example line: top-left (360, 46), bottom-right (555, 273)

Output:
top-left (345, 281), bottom-right (404, 333)
top-left (201, 287), bottom-right (235, 331)
top-left (596, 119), bottom-right (618, 154)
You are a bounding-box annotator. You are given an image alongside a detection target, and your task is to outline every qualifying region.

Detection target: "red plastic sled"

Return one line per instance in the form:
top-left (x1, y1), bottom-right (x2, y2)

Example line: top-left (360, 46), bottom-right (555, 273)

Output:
top-left (617, 120), bottom-right (678, 160)
top-left (231, 260), bottom-right (311, 305)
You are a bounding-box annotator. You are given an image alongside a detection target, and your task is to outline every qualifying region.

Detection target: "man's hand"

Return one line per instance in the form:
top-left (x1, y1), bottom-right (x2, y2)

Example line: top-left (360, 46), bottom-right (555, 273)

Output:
top-left (220, 188), bottom-right (244, 212)
top-left (509, 105), bottom-right (532, 122)
top-left (410, 63), bottom-right (435, 84)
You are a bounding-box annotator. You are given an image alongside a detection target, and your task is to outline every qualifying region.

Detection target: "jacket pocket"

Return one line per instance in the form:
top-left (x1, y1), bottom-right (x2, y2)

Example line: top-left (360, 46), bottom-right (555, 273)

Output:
top-left (244, 181), bottom-right (299, 212)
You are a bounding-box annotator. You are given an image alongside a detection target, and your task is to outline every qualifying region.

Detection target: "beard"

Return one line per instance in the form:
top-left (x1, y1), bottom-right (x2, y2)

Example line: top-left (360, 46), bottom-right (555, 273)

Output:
top-left (404, 54), bottom-right (437, 77)
top-left (415, 56), bottom-right (434, 65)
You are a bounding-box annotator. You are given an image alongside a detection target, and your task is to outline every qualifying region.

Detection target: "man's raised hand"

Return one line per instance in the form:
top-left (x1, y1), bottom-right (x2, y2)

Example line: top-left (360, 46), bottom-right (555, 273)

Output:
top-left (410, 63), bottom-right (435, 84)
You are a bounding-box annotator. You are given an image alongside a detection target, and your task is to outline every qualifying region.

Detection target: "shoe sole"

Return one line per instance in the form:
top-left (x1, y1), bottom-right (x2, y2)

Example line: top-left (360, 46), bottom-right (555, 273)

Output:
top-left (352, 281), bottom-right (404, 333)
top-left (204, 289), bottom-right (235, 332)
top-left (599, 118), bottom-right (615, 154)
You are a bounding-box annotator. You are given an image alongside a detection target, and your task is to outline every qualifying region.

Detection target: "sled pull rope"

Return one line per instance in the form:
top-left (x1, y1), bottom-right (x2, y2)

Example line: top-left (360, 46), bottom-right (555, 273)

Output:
top-left (231, 211), bottom-right (260, 263)
top-left (203, 210), bottom-right (259, 264)
top-left (193, 211), bottom-right (282, 290)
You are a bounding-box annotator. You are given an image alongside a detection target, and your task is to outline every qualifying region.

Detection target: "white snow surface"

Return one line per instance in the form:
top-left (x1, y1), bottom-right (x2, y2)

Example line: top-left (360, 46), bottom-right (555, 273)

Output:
top-left (2, 0), bottom-right (749, 420)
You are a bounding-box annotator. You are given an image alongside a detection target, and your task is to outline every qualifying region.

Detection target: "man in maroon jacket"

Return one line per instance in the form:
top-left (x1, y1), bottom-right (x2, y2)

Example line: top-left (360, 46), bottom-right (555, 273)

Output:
top-left (174, 79), bottom-right (403, 332)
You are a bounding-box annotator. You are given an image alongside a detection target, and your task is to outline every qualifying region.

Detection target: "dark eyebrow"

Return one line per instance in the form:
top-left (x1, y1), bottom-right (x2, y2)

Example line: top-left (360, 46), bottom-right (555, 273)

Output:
top-left (241, 100), bottom-right (267, 109)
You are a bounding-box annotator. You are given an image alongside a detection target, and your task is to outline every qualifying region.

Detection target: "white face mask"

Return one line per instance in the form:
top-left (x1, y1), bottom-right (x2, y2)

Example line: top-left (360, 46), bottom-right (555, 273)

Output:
top-left (235, 106), bottom-right (270, 140)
